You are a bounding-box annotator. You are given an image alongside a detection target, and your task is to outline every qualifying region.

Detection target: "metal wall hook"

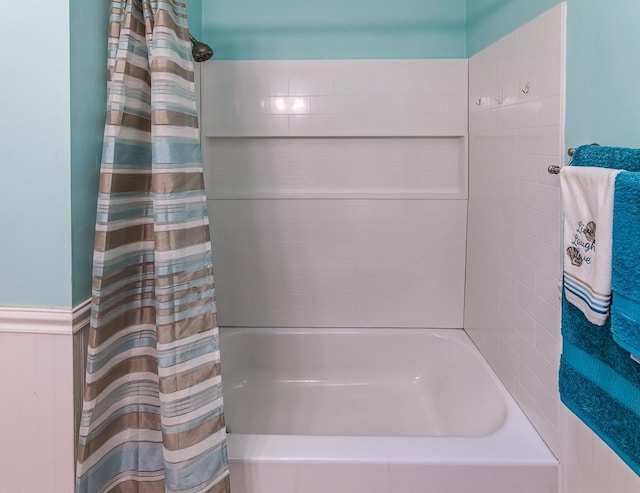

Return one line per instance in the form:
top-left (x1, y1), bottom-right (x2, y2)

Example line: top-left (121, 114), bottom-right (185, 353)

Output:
top-left (522, 82), bottom-right (530, 95)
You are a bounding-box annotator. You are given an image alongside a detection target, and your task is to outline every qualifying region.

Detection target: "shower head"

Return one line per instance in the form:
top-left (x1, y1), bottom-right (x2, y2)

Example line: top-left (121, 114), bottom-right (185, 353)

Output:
top-left (189, 34), bottom-right (214, 63)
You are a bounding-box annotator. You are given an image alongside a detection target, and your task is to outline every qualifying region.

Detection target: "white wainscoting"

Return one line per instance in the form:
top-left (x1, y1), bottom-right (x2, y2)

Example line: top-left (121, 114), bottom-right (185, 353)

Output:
top-left (201, 59), bottom-right (469, 329)
top-left (0, 301), bottom-right (90, 493)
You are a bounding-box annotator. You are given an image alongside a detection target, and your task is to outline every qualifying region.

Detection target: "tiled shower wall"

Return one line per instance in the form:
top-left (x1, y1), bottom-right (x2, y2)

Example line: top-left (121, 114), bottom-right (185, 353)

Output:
top-left (466, 5), bottom-right (640, 491)
top-left (465, 4), bottom-right (565, 454)
top-left (201, 60), bottom-right (469, 329)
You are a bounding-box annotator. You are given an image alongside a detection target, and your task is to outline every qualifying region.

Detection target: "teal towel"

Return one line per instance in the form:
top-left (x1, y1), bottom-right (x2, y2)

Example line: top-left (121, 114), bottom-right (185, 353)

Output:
top-left (573, 145), bottom-right (640, 172)
top-left (560, 297), bottom-right (640, 475)
top-left (612, 171), bottom-right (640, 356)
top-left (560, 145), bottom-right (640, 476)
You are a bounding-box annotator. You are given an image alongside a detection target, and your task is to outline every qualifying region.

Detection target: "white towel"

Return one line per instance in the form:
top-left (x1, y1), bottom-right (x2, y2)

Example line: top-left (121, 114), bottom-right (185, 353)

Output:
top-left (560, 166), bottom-right (621, 325)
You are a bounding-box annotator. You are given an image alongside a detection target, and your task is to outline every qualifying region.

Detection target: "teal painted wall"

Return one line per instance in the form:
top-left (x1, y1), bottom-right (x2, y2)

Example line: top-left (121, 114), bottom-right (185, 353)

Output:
top-left (0, 0), bottom-right (73, 308)
top-left (0, 0), bottom-right (108, 308)
top-left (70, 0), bottom-right (110, 306)
top-left (202, 0), bottom-right (467, 60)
top-left (187, 0), bottom-right (203, 39)
top-left (466, 0), bottom-right (561, 56)
top-left (565, 0), bottom-right (640, 148)
top-left (3, 0), bottom-right (637, 308)
top-left (466, 0), bottom-right (640, 148)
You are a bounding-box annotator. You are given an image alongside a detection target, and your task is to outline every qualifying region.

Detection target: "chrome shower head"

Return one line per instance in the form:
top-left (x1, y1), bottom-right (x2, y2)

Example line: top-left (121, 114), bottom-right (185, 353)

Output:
top-left (189, 34), bottom-right (214, 63)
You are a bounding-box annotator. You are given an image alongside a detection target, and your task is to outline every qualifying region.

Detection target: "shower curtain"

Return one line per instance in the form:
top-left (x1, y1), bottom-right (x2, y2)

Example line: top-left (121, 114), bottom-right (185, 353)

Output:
top-left (76, 1), bottom-right (229, 492)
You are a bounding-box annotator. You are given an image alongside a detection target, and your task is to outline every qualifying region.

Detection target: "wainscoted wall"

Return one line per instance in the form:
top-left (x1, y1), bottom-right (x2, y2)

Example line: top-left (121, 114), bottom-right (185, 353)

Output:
top-left (0, 332), bottom-right (74, 492)
top-left (0, 303), bottom-right (89, 493)
top-left (465, 4), bottom-right (565, 454)
top-left (201, 60), bottom-right (468, 328)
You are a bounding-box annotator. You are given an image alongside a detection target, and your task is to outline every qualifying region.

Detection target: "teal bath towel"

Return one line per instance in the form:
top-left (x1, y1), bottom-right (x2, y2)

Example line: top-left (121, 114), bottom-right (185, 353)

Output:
top-left (560, 298), bottom-right (640, 475)
top-left (572, 145), bottom-right (640, 172)
top-left (611, 171), bottom-right (640, 357)
top-left (559, 145), bottom-right (640, 476)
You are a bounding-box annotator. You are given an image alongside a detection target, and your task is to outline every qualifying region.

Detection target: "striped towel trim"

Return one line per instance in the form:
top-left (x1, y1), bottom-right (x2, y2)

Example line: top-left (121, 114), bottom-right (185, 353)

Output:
top-left (564, 273), bottom-right (611, 315)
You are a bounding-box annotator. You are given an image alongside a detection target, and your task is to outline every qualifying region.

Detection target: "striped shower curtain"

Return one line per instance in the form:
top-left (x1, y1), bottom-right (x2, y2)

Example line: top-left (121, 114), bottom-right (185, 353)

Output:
top-left (76, 1), bottom-right (230, 492)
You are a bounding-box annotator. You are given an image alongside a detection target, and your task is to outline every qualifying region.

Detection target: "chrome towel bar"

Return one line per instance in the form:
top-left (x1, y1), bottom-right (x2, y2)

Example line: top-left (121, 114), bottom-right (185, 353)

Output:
top-left (548, 144), bottom-right (600, 174)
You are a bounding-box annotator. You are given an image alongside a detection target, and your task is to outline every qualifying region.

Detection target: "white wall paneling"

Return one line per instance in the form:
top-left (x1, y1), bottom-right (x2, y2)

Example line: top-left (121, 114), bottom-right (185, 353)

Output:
top-left (0, 301), bottom-right (90, 493)
top-left (201, 59), bottom-right (469, 329)
top-left (0, 299), bottom-right (90, 335)
top-left (0, 332), bottom-right (75, 493)
top-left (0, 302), bottom-right (90, 493)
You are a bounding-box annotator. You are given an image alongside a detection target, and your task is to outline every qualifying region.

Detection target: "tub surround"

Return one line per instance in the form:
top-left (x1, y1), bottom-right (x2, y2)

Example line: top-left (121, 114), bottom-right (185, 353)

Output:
top-left (199, 54), bottom-right (561, 493)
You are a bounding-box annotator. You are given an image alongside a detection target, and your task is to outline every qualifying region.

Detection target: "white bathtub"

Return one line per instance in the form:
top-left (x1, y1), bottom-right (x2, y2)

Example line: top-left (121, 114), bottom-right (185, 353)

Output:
top-left (220, 328), bottom-right (558, 493)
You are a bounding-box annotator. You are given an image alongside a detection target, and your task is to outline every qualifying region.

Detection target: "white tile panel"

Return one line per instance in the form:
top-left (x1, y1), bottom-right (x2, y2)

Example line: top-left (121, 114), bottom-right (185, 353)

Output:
top-left (465, 4), bottom-right (640, 489)
top-left (310, 95), bottom-right (403, 115)
top-left (200, 59), bottom-right (468, 138)
top-left (289, 77), bottom-right (334, 96)
top-left (203, 137), bottom-right (467, 199)
top-left (210, 199), bottom-right (467, 328)
top-left (465, 3), bottom-right (566, 459)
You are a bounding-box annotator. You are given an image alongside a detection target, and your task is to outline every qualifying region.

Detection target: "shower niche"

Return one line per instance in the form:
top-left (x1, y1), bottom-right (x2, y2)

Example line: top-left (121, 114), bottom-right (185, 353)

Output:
top-left (203, 136), bottom-right (467, 200)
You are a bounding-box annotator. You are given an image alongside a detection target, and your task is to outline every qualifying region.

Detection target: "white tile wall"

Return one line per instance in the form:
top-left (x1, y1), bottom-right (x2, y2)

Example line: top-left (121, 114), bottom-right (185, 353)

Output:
top-left (209, 199), bottom-right (467, 328)
top-left (202, 59), bottom-right (469, 329)
top-left (466, 4), bottom-right (640, 490)
top-left (0, 332), bottom-right (75, 493)
top-left (200, 60), bottom-right (468, 137)
top-left (203, 137), bottom-right (467, 199)
top-left (465, 3), bottom-right (566, 455)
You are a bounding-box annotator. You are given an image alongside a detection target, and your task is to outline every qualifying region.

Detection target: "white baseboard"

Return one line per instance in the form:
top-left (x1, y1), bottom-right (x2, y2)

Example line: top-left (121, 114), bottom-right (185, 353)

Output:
top-left (0, 298), bottom-right (91, 335)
